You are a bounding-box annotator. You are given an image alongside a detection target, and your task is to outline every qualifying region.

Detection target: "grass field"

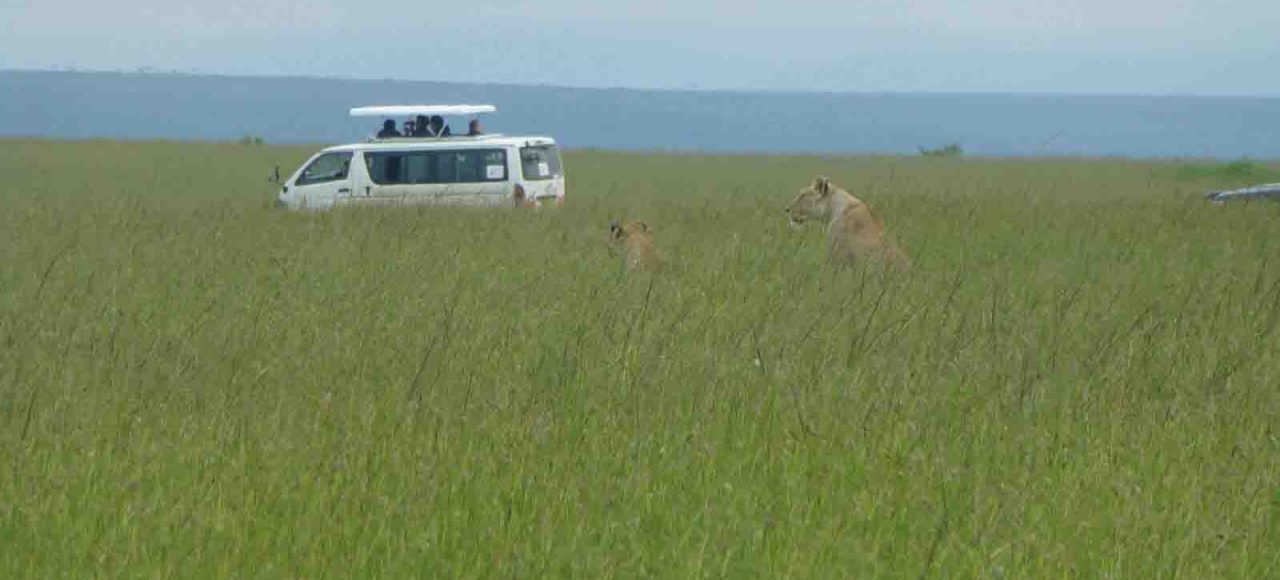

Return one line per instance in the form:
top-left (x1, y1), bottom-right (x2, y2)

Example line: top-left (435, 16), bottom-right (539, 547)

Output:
top-left (2, 139), bottom-right (1279, 578)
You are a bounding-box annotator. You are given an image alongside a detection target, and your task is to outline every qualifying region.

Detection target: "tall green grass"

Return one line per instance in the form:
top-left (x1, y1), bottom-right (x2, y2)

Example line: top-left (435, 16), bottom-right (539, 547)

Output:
top-left (1, 139), bottom-right (1278, 578)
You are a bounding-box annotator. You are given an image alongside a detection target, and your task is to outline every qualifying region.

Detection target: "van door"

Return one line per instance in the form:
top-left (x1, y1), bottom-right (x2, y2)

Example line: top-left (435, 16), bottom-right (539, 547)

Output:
top-left (438, 148), bottom-right (510, 206)
top-left (361, 150), bottom-right (430, 206)
top-left (291, 151), bottom-right (354, 210)
top-left (517, 144), bottom-right (565, 206)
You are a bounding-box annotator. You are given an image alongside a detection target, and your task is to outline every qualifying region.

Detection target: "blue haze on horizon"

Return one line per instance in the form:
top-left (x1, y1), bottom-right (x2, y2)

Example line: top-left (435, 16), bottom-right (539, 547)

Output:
top-left (3, 70), bottom-right (1278, 159)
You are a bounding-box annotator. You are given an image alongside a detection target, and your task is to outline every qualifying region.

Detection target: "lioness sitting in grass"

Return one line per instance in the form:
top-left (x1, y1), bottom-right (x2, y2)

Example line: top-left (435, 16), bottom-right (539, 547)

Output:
top-left (785, 176), bottom-right (910, 270)
top-left (608, 219), bottom-right (663, 272)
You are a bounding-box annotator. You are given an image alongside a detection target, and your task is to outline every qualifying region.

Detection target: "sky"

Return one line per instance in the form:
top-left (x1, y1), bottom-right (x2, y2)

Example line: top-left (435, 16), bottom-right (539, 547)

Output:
top-left (2, 0), bottom-right (1278, 95)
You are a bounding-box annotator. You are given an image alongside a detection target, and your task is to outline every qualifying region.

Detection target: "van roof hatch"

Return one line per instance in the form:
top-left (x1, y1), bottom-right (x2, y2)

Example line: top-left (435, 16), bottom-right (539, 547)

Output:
top-left (349, 104), bottom-right (497, 117)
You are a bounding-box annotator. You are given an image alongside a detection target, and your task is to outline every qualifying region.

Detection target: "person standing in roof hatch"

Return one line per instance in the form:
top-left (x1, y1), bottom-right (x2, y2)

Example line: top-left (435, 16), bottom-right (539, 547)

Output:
top-left (429, 115), bottom-right (452, 137)
top-left (376, 119), bottom-right (401, 138)
top-left (412, 115), bottom-right (432, 137)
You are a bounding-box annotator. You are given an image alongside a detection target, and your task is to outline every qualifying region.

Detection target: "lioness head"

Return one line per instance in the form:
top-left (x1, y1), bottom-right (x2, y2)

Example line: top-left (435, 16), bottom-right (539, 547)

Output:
top-left (609, 219), bottom-right (651, 243)
top-left (608, 219), bottom-right (661, 272)
top-left (785, 176), bottom-right (836, 227)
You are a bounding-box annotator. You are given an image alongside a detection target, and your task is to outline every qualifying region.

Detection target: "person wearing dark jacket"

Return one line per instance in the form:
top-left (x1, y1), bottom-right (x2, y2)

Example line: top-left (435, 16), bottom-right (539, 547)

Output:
top-left (376, 119), bottom-right (402, 138)
top-left (411, 115), bottom-right (431, 137)
top-left (429, 116), bottom-right (452, 137)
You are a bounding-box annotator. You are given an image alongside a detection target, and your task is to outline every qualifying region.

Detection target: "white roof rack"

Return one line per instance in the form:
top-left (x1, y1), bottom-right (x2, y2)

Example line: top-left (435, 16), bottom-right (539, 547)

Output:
top-left (349, 104), bottom-right (497, 117)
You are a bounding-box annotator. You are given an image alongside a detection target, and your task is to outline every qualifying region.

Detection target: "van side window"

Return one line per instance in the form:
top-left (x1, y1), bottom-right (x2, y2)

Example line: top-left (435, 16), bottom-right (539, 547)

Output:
top-left (365, 149), bottom-right (507, 185)
top-left (296, 152), bottom-right (352, 186)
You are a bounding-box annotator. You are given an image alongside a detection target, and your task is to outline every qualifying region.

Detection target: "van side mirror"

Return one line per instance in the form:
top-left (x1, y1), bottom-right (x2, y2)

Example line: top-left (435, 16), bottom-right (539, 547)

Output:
top-left (268, 164), bottom-right (281, 184)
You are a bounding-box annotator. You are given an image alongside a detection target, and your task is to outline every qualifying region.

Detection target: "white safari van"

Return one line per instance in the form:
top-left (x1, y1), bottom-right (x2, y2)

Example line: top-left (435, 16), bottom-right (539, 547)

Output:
top-left (274, 105), bottom-right (565, 210)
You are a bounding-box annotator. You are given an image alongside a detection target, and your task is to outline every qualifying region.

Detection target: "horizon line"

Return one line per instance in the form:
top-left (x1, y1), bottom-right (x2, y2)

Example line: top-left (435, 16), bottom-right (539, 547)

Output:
top-left (5, 66), bottom-right (1280, 101)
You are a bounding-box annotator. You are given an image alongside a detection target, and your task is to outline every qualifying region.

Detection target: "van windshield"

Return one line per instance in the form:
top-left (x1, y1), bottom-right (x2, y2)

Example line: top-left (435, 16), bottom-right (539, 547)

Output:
top-left (519, 145), bottom-right (562, 181)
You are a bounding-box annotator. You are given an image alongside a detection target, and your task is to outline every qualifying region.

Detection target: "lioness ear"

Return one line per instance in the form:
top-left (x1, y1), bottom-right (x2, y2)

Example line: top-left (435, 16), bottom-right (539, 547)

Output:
top-left (813, 175), bottom-right (831, 195)
top-left (636, 221), bottom-right (650, 232)
top-left (609, 220), bottom-right (621, 236)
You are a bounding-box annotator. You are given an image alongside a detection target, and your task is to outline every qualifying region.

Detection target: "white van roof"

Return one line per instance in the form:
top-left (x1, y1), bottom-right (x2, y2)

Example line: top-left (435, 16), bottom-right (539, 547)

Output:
top-left (349, 104), bottom-right (496, 117)
top-left (344, 103), bottom-right (556, 148)
top-left (324, 135), bottom-right (558, 153)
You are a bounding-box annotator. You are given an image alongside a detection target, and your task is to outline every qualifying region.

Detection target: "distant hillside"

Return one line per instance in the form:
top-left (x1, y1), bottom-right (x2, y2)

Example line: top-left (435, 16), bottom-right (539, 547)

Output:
top-left (1, 70), bottom-right (1278, 158)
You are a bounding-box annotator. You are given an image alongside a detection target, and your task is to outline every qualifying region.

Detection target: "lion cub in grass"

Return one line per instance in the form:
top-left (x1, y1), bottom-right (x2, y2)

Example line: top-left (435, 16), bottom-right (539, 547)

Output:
top-left (785, 176), bottom-right (910, 270)
top-left (608, 219), bottom-right (663, 272)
